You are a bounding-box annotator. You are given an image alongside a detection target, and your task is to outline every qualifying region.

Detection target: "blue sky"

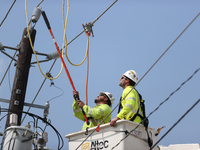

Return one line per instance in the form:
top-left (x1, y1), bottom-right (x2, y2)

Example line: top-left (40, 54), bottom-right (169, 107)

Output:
top-left (1, 1), bottom-right (200, 149)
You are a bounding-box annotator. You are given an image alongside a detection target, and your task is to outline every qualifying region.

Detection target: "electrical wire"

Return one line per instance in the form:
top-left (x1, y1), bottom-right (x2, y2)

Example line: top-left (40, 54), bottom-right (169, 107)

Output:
top-left (8, 65), bottom-right (11, 92)
top-left (65, 31), bottom-right (89, 66)
top-left (86, 33), bottom-right (89, 105)
top-left (146, 67), bottom-right (200, 119)
top-left (137, 12), bottom-right (200, 86)
top-left (48, 84), bottom-right (64, 102)
top-left (62, 0), bottom-right (89, 67)
top-left (0, 114), bottom-right (9, 122)
top-left (62, 0), bottom-right (90, 104)
top-left (36, 0), bottom-right (44, 7)
top-left (0, 50), bottom-right (17, 61)
top-left (0, 51), bottom-right (17, 86)
top-left (92, 0), bottom-right (118, 25)
top-left (62, 0), bottom-right (69, 50)
top-left (43, 119), bottom-right (51, 133)
top-left (1, 108), bottom-right (64, 150)
top-left (0, 0), bottom-right (16, 27)
top-left (150, 98), bottom-right (200, 150)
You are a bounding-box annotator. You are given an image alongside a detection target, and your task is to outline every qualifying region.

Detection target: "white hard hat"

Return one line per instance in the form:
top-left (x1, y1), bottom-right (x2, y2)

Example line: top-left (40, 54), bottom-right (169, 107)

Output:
top-left (123, 70), bottom-right (138, 83)
top-left (99, 92), bottom-right (115, 108)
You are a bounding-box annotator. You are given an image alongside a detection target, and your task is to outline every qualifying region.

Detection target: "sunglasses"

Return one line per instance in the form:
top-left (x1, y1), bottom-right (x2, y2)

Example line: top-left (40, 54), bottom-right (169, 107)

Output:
top-left (99, 93), bottom-right (107, 98)
top-left (121, 76), bottom-right (127, 80)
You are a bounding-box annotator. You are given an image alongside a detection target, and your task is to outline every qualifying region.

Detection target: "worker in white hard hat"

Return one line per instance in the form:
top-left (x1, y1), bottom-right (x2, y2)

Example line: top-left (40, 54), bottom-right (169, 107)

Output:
top-left (73, 91), bottom-right (115, 130)
top-left (110, 70), bottom-right (143, 127)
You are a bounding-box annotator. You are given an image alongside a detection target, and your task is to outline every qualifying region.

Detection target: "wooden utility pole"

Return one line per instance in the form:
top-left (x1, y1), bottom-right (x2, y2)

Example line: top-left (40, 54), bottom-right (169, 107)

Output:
top-left (5, 28), bottom-right (36, 129)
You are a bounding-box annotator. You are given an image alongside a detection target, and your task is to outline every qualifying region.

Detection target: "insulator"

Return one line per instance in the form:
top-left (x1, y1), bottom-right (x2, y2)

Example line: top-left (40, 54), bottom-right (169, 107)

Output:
top-left (46, 50), bottom-right (62, 60)
top-left (10, 114), bottom-right (18, 126)
top-left (31, 7), bottom-right (42, 23)
top-left (40, 132), bottom-right (48, 143)
top-left (0, 42), bottom-right (4, 50)
top-left (43, 101), bottom-right (50, 118)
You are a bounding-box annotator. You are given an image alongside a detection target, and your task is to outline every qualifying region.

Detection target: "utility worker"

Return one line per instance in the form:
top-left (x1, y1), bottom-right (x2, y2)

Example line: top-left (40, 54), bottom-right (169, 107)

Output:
top-left (110, 70), bottom-right (143, 127)
top-left (73, 91), bottom-right (115, 130)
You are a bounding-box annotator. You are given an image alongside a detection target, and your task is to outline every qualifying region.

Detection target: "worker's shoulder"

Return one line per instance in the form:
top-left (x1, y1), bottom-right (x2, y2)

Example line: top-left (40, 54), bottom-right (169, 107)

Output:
top-left (123, 86), bottom-right (136, 94)
top-left (97, 104), bottom-right (111, 110)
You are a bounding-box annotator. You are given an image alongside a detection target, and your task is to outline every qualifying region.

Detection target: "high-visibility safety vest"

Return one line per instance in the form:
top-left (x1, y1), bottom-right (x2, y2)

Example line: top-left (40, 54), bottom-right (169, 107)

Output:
top-left (117, 86), bottom-right (143, 123)
top-left (72, 100), bottom-right (112, 130)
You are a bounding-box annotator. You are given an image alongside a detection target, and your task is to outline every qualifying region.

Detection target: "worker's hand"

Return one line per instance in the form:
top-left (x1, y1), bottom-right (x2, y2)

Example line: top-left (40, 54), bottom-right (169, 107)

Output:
top-left (73, 91), bottom-right (79, 99)
top-left (77, 100), bottom-right (85, 108)
top-left (110, 117), bottom-right (120, 127)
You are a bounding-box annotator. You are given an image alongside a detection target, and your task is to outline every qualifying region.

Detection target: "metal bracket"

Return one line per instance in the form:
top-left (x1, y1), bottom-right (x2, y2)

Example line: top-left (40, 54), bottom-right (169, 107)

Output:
top-left (0, 98), bottom-right (48, 110)
top-left (82, 22), bottom-right (94, 37)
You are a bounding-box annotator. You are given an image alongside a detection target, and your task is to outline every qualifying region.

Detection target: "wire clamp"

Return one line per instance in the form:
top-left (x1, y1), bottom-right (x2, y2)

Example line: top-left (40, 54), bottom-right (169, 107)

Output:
top-left (82, 23), bottom-right (94, 37)
top-left (46, 72), bottom-right (54, 86)
top-left (0, 42), bottom-right (5, 51)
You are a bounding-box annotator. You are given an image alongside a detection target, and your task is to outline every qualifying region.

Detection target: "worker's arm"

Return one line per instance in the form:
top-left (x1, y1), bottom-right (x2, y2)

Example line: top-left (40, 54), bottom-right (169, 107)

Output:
top-left (83, 104), bottom-right (110, 120)
top-left (73, 91), bottom-right (85, 108)
top-left (117, 98), bottom-right (134, 119)
top-left (72, 100), bottom-right (85, 121)
top-left (72, 91), bottom-right (85, 121)
top-left (110, 87), bottom-right (136, 127)
top-left (110, 99), bottom-right (134, 127)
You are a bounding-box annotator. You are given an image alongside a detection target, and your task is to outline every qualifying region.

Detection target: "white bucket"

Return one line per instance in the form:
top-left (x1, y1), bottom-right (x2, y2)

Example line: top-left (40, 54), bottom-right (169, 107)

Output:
top-left (65, 120), bottom-right (158, 150)
top-left (2, 126), bottom-right (34, 150)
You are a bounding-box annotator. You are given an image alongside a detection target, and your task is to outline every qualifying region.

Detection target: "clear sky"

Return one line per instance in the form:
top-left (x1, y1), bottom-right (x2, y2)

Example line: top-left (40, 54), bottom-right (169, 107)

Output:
top-left (0, 0), bottom-right (200, 150)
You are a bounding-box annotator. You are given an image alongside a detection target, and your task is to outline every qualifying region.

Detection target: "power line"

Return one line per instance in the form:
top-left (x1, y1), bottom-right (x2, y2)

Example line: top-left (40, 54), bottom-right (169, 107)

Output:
top-left (150, 98), bottom-right (200, 150)
top-left (146, 67), bottom-right (200, 119)
top-left (0, 0), bottom-right (16, 27)
top-left (0, 51), bottom-right (17, 86)
top-left (137, 12), bottom-right (200, 86)
top-left (48, 84), bottom-right (64, 102)
top-left (36, 0), bottom-right (44, 7)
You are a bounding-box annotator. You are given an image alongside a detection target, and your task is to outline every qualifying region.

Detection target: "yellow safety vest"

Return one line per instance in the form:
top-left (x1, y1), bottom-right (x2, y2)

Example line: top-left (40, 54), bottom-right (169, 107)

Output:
top-left (72, 100), bottom-right (111, 130)
top-left (117, 86), bottom-right (143, 123)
